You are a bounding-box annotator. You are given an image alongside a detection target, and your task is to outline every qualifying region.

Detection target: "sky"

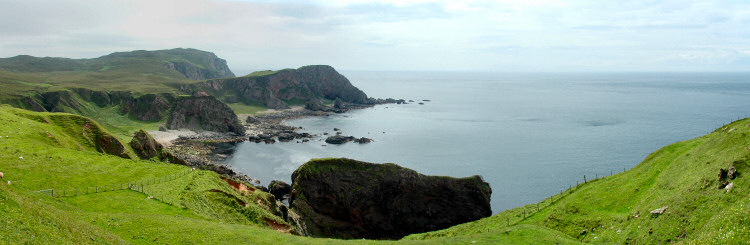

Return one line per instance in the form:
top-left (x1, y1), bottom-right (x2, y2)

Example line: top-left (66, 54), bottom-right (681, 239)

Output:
top-left (1, 0), bottom-right (749, 74)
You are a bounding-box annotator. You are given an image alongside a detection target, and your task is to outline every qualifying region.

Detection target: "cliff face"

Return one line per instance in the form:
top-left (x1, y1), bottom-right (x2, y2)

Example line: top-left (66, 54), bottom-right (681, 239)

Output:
top-left (179, 65), bottom-right (368, 109)
top-left (161, 50), bottom-right (235, 80)
top-left (19, 89), bottom-right (175, 122)
top-left (290, 158), bottom-right (492, 239)
top-left (165, 96), bottom-right (245, 135)
top-left (120, 93), bottom-right (176, 121)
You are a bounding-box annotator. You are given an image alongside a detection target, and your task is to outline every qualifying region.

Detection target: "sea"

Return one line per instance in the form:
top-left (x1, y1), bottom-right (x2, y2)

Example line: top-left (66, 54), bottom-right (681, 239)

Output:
top-left (224, 71), bottom-right (750, 213)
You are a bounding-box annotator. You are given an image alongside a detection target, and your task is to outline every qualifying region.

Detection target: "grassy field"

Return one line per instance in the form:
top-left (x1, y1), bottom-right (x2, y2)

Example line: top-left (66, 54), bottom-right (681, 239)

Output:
top-left (227, 102), bottom-right (268, 115)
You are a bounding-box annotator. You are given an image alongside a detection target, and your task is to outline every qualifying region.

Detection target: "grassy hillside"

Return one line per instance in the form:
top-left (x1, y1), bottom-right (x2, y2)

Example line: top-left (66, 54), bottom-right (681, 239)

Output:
top-left (406, 118), bottom-right (750, 244)
top-left (3, 103), bottom-right (748, 244)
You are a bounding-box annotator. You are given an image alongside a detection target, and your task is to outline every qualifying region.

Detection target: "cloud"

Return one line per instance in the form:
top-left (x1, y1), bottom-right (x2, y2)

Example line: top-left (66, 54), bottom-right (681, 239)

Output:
top-left (0, 0), bottom-right (748, 71)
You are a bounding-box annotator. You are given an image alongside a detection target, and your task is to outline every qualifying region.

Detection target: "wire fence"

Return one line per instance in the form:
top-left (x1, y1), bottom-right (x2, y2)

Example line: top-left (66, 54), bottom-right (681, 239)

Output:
top-left (493, 116), bottom-right (750, 229)
top-left (495, 166), bottom-right (632, 230)
top-left (33, 168), bottom-right (194, 205)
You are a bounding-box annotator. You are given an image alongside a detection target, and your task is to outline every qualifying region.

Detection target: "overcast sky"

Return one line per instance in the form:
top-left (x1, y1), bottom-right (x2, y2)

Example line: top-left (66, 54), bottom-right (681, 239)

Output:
top-left (1, 0), bottom-right (749, 74)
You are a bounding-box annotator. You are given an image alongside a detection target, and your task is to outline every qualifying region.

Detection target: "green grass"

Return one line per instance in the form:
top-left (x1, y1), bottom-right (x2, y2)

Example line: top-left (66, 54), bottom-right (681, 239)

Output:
top-left (244, 69), bottom-right (286, 77)
top-left (87, 105), bottom-right (164, 141)
top-left (227, 102), bottom-right (268, 115)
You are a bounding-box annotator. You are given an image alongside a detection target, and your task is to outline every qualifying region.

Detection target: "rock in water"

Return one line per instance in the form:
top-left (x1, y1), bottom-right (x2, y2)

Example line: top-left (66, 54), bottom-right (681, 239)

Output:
top-left (165, 96), bottom-right (245, 135)
top-left (268, 180), bottom-right (291, 200)
top-left (324, 135), bottom-right (354, 144)
top-left (289, 158), bottom-right (492, 239)
top-left (130, 129), bottom-right (162, 159)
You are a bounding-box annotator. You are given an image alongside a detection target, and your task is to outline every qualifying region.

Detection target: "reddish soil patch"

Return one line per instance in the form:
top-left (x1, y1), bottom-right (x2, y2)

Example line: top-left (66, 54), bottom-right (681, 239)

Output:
top-left (265, 218), bottom-right (292, 233)
top-left (221, 177), bottom-right (255, 195)
top-left (82, 123), bottom-right (93, 137)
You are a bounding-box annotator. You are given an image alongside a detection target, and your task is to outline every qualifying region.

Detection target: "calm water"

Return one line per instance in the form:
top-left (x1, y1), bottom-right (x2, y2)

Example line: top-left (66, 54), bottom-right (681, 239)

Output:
top-left (225, 71), bottom-right (750, 213)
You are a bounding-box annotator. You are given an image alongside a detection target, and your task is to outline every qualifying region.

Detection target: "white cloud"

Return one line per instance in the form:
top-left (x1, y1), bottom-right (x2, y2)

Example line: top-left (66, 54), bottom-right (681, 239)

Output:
top-left (0, 0), bottom-right (748, 72)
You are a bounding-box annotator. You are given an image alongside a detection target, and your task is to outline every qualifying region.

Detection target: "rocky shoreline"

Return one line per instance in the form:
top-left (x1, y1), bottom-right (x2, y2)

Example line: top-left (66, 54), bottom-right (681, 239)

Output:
top-left (149, 101), bottom-right (399, 189)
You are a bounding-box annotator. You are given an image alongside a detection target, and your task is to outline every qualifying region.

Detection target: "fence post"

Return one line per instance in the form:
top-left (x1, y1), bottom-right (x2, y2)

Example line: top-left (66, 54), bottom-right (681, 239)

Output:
top-left (584, 175), bottom-right (587, 183)
top-left (51, 189), bottom-right (54, 197)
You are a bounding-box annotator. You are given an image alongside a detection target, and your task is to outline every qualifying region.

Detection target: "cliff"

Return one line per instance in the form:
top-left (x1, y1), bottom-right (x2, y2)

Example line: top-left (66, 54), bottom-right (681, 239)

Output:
top-left (165, 96), bottom-right (245, 135)
top-left (179, 65), bottom-right (368, 109)
top-left (289, 158), bottom-right (492, 239)
top-left (17, 89), bottom-right (176, 122)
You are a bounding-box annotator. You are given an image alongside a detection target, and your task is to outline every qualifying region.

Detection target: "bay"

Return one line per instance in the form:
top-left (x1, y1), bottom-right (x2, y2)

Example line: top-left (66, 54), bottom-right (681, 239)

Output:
top-left (225, 71), bottom-right (750, 213)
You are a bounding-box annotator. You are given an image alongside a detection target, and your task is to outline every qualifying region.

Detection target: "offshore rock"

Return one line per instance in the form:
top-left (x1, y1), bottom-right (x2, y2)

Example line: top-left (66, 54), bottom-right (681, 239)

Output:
top-left (324, 135), bottom-right (353, 144)
top-left (166, 96), bottom-right (245, 135)
top-left (289, 158), bottom-right (492, 239)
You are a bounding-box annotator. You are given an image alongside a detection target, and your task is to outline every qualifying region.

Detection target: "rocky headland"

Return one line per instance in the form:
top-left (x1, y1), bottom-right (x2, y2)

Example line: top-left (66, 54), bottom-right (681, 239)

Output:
top-left (289, 158), bottom-right (492, 239)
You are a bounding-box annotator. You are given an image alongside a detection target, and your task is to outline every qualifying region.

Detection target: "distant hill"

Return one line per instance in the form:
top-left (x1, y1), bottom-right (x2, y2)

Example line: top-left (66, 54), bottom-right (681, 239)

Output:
top-left (0, 48), bottom-right (235, 79)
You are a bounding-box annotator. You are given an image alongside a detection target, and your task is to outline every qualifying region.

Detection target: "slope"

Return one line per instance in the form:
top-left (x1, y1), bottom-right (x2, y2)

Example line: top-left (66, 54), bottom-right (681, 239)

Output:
top-left (406, 118), bottom-right (750, 244)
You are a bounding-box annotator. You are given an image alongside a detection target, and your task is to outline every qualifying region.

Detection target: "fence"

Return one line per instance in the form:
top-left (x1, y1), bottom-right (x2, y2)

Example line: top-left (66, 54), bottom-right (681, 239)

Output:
top-left (34, 168), bottom-right (194, 205)
top-left (486, 116), bottom-right (750, 231)
top-left (494, 166), bottom-right (632, 230)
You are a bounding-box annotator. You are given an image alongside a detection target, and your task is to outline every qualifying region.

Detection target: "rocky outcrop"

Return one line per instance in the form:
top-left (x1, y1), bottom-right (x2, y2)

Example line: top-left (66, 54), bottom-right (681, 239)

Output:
top-left (130, 129), bottom-right (163, 159)
top-left (69, 116), bottom-right (131, 159)
top-left (289, 158), bottom-right (492, 239)
top-left (16, 88), bottom-right (176, 122)
top-left (166, 96), bottom-right (245, 135)
top-left (95, 134), bottom-right (131, 159)
top-left (325, 135), bottom-right (372, 144)
top-left (164, 57), bottom-right (235, 80)
top-left (179, 65), bottom-right (368, 109)
top-left (269, 180), bottom-right (291, 200)
top-left (324, 135), bottom-right (352, 144)
top-left (304, 98), bottom-right (330, 112)
top-left (121, 93), bottom-right (176, 121)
